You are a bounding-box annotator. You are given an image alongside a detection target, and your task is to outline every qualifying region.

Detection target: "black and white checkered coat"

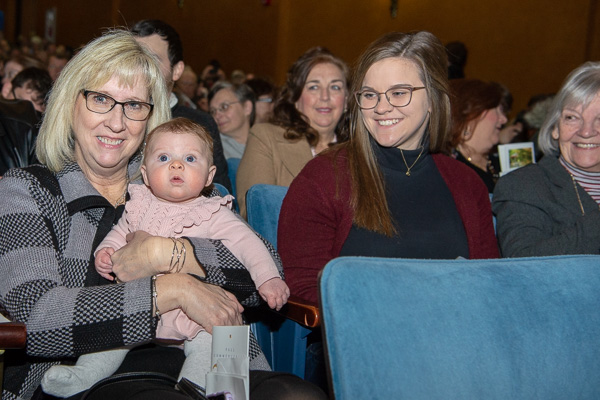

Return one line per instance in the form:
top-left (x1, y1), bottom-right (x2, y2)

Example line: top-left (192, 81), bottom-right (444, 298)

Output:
top-left (0, 163), bottom-right (273, 400)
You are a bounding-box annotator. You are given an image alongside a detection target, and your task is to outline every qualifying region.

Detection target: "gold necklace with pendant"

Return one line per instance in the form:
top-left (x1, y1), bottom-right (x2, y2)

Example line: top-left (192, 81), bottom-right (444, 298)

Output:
top-left (400, 146), bottom-right (425, 177)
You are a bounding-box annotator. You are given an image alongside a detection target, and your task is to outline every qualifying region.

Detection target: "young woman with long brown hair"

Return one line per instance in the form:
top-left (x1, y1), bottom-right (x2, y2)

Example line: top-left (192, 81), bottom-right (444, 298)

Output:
top-left (279, 31), bottom-right (499, 305)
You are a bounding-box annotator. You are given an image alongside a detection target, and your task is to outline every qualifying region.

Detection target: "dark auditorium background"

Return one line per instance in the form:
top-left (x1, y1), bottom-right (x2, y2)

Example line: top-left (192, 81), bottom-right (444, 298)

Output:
top-left (0, 0), bottom-right (598, 114)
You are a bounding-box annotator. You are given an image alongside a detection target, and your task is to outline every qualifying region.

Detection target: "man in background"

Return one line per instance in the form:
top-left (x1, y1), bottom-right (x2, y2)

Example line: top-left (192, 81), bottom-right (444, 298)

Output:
top-left (131, 19), bottom-right (231, 191)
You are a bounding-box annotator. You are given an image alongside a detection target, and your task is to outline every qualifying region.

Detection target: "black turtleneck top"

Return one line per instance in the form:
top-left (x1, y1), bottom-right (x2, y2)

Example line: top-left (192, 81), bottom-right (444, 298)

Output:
top-left (339, 143), bottom-right (469, 259)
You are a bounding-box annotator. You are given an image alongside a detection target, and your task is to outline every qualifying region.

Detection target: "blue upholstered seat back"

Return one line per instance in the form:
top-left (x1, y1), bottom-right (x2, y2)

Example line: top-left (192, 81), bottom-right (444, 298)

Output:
top-left (246, 184), bottom-right (288, 249)
top-left (227, 157), bottom-right (241, 198)
top-left (320, 255), bottom-right (600, 400)
top-left (245, 183), bottom-right (310, 378)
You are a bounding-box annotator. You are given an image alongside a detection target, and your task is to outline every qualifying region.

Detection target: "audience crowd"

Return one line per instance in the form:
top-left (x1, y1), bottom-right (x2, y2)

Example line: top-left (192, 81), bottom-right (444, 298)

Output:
top-left (0, 20), bottom-right (599, 400)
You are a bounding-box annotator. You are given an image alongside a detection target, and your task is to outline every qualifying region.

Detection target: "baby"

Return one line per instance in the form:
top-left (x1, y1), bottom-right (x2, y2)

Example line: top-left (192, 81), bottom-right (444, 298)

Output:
top-left (42, 117), bottom-right (289, 397)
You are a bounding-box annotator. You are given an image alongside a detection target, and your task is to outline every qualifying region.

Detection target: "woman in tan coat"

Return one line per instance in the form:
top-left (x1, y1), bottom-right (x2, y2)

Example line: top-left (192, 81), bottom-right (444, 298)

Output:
top-left (236, 47), bottom-right (349, 218)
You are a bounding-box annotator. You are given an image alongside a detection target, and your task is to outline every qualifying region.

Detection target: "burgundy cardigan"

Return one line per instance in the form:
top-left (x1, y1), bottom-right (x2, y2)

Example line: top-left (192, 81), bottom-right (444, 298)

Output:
top-left (278, 150), bottom-right (499, 304)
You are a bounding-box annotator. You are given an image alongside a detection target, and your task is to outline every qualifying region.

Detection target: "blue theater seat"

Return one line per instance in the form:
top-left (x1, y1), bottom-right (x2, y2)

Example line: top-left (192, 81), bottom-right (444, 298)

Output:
top-left (320, 255), bottom-right (600, 400)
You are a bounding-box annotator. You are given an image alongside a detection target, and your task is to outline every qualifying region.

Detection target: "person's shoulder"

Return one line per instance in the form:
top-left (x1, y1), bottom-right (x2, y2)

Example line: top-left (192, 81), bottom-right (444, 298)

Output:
top-left (493, 158), bottom-right (553, 202)
top-left (0, 98), bottom-right (39, 127)
top-left (250, 123), bottom-right (286, 139)
top-left (497, 158), bottom-right (548, 186)
top-left (433, 153), bottom-right (482, 183)
top-left (1, 164), bottom-right (61, 204)
top-left (433, 153), bottom-right (468, 169)
top-left (3, 164), bottom-right (43, 182)
top-left (299, 146), bottom-right (349, 181)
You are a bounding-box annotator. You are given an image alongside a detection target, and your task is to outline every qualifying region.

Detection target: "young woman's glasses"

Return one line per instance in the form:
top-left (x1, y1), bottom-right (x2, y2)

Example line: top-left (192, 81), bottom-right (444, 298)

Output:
top-left (354, 85), bottom-right (425, 109)
top-left (81, 90), bottom-right (153, 121)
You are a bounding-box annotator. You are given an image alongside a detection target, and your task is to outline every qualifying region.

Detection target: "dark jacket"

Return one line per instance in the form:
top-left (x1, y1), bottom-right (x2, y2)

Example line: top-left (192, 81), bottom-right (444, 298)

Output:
top-left (0, 99), bottom-right (41, 175)
top-left (172, 103), bottom-right (232, 192)
top-left (492, 156), bottom-right (600, 256)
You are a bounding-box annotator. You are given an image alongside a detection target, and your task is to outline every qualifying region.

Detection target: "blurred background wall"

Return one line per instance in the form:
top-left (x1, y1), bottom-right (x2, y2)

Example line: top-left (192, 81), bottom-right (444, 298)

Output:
top-left (0, 0), bottom-right (598, 115)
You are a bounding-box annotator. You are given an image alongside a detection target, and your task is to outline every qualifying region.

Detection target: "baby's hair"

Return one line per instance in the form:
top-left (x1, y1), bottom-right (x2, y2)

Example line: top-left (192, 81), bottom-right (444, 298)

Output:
top-left (142, 117), bottom-right (214, 166)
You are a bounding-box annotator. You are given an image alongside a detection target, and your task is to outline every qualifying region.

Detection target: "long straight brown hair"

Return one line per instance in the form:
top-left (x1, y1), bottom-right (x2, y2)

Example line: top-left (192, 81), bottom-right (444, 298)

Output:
top-left (342, 31), bottom-right (451, 236)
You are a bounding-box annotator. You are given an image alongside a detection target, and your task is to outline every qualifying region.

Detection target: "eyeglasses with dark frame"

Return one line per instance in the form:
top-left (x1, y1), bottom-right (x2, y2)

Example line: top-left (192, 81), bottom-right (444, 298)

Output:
top-left (209, 101), bottom-right (241, 116)
top-left (354, 85), bottom-right (426, 110)
top-left (81, 90), bottom-right (154, 121)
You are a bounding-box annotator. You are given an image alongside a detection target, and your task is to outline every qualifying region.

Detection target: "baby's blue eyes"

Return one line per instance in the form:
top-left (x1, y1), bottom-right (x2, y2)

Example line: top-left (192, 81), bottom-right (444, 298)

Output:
top-left (157, 154), bottom-right (196, 162)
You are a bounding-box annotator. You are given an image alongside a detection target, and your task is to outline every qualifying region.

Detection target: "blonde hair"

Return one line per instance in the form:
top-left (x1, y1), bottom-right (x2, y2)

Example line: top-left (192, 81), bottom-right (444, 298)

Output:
top-left (36, 29), bottom-right (171, 172)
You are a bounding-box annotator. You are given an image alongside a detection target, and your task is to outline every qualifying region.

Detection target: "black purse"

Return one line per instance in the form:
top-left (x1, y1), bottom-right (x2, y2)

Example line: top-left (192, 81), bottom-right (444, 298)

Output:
top-left (80, 373), bottom-right (208, 400)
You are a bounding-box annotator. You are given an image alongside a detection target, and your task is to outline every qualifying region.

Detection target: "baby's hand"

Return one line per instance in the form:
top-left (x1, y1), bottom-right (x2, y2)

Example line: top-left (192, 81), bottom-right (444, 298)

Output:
top-left (95, 247), bottom-right (116, 281)
top-left (258, 278), bottom-right (290, 311)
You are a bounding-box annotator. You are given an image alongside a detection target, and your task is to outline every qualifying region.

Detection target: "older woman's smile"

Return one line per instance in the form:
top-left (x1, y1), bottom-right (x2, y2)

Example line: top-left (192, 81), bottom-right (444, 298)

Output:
top-left (97, 136), bottom-right (124, 146)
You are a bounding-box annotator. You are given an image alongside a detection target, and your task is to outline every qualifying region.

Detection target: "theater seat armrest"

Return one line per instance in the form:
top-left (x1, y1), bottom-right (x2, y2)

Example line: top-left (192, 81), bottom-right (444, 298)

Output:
top-left (0, 322), bottom-right (26, 349)
top-left (279, 295), bottom-right (320, 328)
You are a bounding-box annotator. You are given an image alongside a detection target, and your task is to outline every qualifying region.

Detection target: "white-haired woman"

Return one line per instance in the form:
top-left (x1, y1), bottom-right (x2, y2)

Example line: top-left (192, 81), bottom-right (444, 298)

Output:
top-left (493, 62), bottom-right (600, 256)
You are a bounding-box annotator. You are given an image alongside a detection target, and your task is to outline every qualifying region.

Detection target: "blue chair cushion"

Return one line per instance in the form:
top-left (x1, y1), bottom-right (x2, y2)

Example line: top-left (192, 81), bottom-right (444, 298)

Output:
top-left (245, 184), bottom-right (288, 249)
top-left (227, 157), bottom-right (241, 198)
top-left (320, 255), bottom-right (600, 400)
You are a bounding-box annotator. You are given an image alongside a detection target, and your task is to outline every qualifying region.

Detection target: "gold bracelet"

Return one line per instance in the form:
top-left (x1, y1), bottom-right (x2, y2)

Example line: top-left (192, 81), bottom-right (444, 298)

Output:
top-left (151, 275), bottom-right (161, 320)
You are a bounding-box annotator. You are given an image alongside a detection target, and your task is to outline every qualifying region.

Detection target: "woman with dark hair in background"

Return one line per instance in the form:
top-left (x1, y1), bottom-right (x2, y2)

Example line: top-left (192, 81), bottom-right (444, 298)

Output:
top-left (236, 46), bottom-right (349, 218)
top-left (449, 79), bottom-right (512, 192)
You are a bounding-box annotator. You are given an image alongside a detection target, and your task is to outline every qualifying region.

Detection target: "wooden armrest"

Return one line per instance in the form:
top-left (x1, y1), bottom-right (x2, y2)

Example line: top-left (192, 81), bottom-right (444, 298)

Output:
top-left (0, 322), bottom-right (26, 349)
top-left (279, 295), bottom-right (320, 328)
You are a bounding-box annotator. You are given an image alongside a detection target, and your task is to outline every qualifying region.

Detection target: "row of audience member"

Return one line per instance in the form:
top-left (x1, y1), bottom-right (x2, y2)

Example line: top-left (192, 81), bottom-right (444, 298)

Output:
top-left (0, 39), bottom-right (70, 175)
top-left (0, 19), bottom-right (598, 400)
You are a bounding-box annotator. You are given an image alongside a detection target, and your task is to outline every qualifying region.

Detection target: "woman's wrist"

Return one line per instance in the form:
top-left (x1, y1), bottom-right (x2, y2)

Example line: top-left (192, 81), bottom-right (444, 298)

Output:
top-left (153, 273), bottom-right (191, 315)
top-left (151, 236), bottom-right (179, 274)
top-left (151, 236), bottom-right (205, 277)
